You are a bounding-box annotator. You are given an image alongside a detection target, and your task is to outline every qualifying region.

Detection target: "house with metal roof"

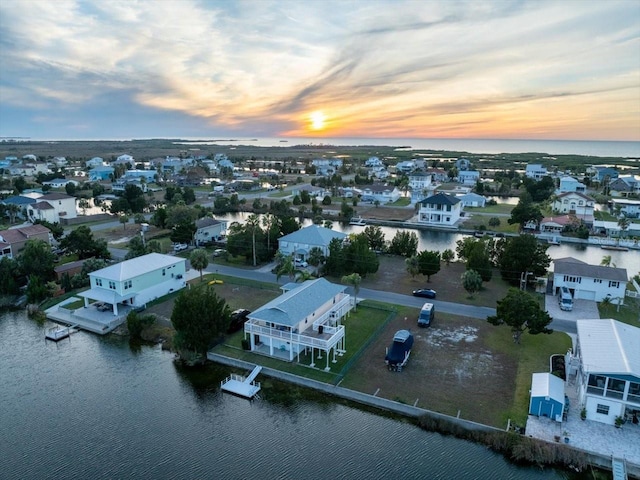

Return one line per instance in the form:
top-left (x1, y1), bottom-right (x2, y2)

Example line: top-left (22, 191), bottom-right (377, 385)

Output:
top-left (525, 164), bottom-right (548, 180)
top-left (243, 278), bottom-right (352, 370)
top-left (360, 184), bottom-right (401, 203)
top-left (570, 319), bottom-right (640, 425)
top-left (78, 253), bottom-right (187, 316)
top-left (278, 225), bottom-right (347, 262)
top-left (552, 257), bottom-right (627, 303)
top-left (194, 217), bottom-right (227, 246)
top-left (416, 193), bottom-right (462, 226)
top-left (457, 192), bottom-right (487, 208)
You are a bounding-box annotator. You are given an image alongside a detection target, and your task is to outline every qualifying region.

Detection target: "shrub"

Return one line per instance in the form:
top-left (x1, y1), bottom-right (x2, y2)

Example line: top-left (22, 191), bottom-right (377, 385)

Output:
top-left (127, 311), bottom-right (156, 339)
top-left (488, 217), bottom-right (501, 227)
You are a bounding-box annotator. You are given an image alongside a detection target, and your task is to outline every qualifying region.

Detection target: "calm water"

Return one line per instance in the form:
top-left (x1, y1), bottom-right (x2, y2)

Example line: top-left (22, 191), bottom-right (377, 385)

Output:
top-left (0, 312), bottom-right (567, 480)
top-left (221, 212), bottom-right (640, 275)
top-left (175, 137), bottom-right (640, 158)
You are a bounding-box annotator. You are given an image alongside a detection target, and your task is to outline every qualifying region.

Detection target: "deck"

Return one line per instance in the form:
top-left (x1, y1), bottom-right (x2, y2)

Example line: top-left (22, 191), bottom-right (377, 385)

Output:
top-left (220, 365), bottom-right (262, 399)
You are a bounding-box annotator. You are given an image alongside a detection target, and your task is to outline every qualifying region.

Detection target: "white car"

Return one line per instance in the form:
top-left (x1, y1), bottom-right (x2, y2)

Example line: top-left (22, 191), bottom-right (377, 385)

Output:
top-left (173, 243), bottom-right (188, 252)
top-left (294, 259), bottom-right (308, 268)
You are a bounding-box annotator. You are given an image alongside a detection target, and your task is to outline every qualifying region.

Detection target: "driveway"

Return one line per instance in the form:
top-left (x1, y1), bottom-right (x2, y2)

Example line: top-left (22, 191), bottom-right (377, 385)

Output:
top-left (544, 295), bottom-right (600, 321)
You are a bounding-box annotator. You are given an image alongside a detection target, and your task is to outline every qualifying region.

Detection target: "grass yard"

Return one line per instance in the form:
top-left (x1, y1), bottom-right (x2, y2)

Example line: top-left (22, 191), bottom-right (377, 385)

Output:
top-left (467, 203), bottom-right (514, 215)
top-left (598, 298), bottom-right (640, 327)
top-left (388, 197), bottom-right (411, 207)
top-left (463, 215), bottom-right (520, 234)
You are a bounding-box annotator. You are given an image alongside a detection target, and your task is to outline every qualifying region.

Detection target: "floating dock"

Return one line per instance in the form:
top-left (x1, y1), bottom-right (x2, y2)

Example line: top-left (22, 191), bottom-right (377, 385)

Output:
top-left (45, 325), bottom-right (77, 342)
top-left (220, 365), bottom-right (262, 398)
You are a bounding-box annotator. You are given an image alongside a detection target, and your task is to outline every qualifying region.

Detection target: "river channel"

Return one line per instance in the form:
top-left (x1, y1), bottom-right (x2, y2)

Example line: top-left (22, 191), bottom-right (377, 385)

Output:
top-left (0, 312), bottom-right (573, 480)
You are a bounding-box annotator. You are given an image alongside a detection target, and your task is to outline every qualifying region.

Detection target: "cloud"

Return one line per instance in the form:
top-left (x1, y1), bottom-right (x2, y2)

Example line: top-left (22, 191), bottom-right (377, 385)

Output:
top-left (0, 0), bottom-right (638, 140)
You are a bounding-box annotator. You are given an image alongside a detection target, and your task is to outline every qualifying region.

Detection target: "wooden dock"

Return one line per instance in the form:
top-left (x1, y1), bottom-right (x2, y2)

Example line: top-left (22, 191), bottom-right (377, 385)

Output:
top-left (45, 325), bottom-right (78, 342)
top-left (220, 365), bottom-right (262, 399)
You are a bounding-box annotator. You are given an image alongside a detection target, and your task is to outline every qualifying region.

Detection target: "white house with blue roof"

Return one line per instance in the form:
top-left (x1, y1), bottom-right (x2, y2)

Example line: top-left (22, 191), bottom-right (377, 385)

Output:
top-left (79, 253), bottom-right (187, 316)
top-left (278, 225), bottom-right (347, 262)
top-left (244, 278), bottom-right (352, 370)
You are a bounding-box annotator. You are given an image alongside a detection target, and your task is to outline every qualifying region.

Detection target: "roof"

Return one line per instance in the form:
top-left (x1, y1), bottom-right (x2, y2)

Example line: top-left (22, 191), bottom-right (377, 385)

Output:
top-left (39, 193), bottom-right (74, 201)
top-left (249, 278), bottom-right (346, 327)
top-left (196, 217), bottom-right (225, 229)
top-left (89, 253), bottom-right (185, 282)
top-left (458, 192), bottom-right (486, 201)
top-left (541, 215), bottom-right (576, 226)
top-left (577, 319), bottom-right (640, 377)
top-left (363, 184), bottom-right (397, 193)
top-left (2, 195), bottom-right (37, 205)
top-left (555, 191), bottom-right (594, 202)
top-left (419, 192), bottom-right (461, 206)
top-left (553, 257), bottom-right (627, 282)
top-left (279, 225), bottom-right (347, 246)
top-left (531, 373), bottom-right (565, 403)
top-left (31, 201), bottom-right (54, 210)
top-left (0, 224), bottom-right (50, 243)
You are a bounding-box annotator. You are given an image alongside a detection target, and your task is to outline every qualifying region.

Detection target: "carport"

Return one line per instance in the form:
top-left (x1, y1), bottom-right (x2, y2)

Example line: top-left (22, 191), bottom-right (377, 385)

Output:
top-left (529, 372), bottom-right (565, 421)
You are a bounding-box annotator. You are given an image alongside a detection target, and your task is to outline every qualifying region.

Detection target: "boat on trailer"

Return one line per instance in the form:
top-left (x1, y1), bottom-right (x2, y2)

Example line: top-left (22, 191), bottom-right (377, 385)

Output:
top-left (384, 330), bottom-right (414, 372)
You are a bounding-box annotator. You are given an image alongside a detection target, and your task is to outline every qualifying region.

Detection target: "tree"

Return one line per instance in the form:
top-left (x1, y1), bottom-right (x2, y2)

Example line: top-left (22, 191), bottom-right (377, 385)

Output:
top-left (488, 289), bottom-right (553, 344)
top-left (307, 247), bottom-right (325, 276)
top-left (617, 216), bottom-right (630, 244)
top-left (60, 226), bottom-right (111, 259)
top-left (405, 255), bottom-right (420, 279)
top-left (417, 250), bottom-right (441, 282)
top-left (119, 214), bottom-right (129, 230)
top-left (342, 273), bottom-right (362, 311)
top-left (190, 249), bottom-right (209, 281)
top-left (324, 237), bottom-right (347, 277)
top-left (26, 274), bottom-right (48, 303)
top-left (0, 257), bottom-right (21, 295)
top-left (246, 214), bottom-right (261, 267)
top-left (345, 234), bottom-right (379, 277)
top-left (362, 225), bottom-right (386, 252)
top-left (488, 217), bottom-right (501, 227)
top-left (466, 242), bottom-right (493, 282)
top-left (19, 239), bottom-right (56, 282)
top-left (65, 182), bottom-right (77, 196)
top-left (275, 254), bottom-right (296, 282)
top-left (126, 310), bottom-right (156, 339)
top-left (441, 249), bottom-right (454, 266)
top-left (508, 192), bottom-right (542, 229)
top-left (461, 269), bottom-right (483, 298)
top-left (389, 230), bottom-right (418, 257)
top-left (496, 234), bottom-right (550, 286)
top-left (171, 286), bottom-right (231, 361)
top-left (600, 255), bottom-right (616, 268)
top-left (34, 220), bottom-right (64, 241)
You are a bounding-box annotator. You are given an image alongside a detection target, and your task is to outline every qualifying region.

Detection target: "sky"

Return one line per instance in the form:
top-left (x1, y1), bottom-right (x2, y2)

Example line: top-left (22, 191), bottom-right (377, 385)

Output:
top-left (0, 0), bottom-right (639, 141)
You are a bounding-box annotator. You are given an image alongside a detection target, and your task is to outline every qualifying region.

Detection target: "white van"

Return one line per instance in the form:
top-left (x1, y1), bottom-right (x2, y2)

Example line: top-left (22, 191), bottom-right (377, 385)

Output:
top-left (418, 303), bottom-right (435, 327)
top-left (559, 287), bottom-right (573, 311)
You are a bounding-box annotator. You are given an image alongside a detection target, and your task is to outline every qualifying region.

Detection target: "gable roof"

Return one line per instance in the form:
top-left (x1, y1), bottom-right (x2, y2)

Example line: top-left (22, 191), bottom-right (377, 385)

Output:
top-left (556, 191), bottom-right (594, 202)
top-left (31, 201), bottom-right (55, 210)
top-left (531, 372), bottom-right (565, 403)
top-left (2, 195), bottom-right (36, 205)
top-left (249, 278), bottom-right (346, 327)
top-left (577, 319), bottom-right (640, 377)
top-left (90, 253), bottom-right (185, 282)
top-left (196, 217), bottom-right (224, 229)
top-left (419, 192), bottom-right (461, 206)
top-left (458, 192), bottom-right (486, 201)
top-left (279, 225), bottom-right (346, 246)
top-left (39, 193), bottom-right (74, 201)
top-left (553, 257), bottom-right (627, 282)
top-left (0, 224), bottom-right (50, 243)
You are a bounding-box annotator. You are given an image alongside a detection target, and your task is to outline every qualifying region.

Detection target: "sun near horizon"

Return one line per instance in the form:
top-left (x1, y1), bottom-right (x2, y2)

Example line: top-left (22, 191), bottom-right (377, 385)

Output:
top-left (309, 111), bottom-right (326, 131)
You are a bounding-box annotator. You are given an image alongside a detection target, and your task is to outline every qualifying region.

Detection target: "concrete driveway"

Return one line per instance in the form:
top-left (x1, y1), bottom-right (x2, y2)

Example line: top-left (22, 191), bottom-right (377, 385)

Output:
top-left (544, 294), bottom-right (600, 321)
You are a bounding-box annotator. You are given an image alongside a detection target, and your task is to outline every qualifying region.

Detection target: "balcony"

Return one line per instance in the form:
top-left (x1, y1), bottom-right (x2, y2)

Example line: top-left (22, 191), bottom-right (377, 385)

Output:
top-left (245, 322), bottom-right (345, 351)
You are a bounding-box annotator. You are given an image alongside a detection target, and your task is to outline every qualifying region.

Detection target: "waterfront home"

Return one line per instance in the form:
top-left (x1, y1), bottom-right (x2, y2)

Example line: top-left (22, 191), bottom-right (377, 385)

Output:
top-left (27, 193), bottom-right (77, 223)
top-left (121, 169), bottom-right (157, 182)
top-left (312, 158), bottom-right (342, 176)
top-left (569, 319), bottom-right (640, 426)
top-left (592, 220), bottom-right (640, 238)
top-left (360, 184), bottom-right (401, 204)
top-left (112, 178), bottom-right (147, 193)
top-left (88, 165), bottom-right (115, 181)
top-left (365, 156), bottom-right (383, 167)
top-left (369, 165), bottom-right (390, 180)
top-left (79, 253), bottom-right (187, 316)
top-left (552, 257), bottom-right (627, 303)
top-left (457, 192), bottom-right (486, 208)
top-left (194, 217), bottom-right (227, 246)
top-left (557, 176), bottom-right (587, 193)
top-left (416, 193), bottom-right (462, 226)
top-left (0, 224), bottom-right (52, 259)
top-left (408, 171), bottom-right (433, 192)
top-left (457, 170), bottom-right (479, 186)
top-left (525, 164), bottom-right (548, 180)
top-left (591, 166), bottom-right (619, 184)
top-left (42, 178), bottom-right (79, 189)
top-left (114, 154), bottom-right (135, 167)
top-left (610, 198), bottom-right (640, 219)
top-left (553, 192), bottom-right (595, 225)
top-left (278, 225), bottom-right (347, 262)
top-left (395, 160), bottom-right (416, 173)
top-left (85, 157), bottom-right (104, 168)
top-left (609, 175), bottom-right (640, 198)
top-left (243, 278), bottom-right (352, 370)
top-left (539, 215), bottom-right (577, 234)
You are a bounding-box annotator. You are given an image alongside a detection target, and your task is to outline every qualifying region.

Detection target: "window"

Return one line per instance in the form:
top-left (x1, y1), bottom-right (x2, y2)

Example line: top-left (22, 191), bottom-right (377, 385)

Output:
top-left (124, 280), bottom-right (132, 290)
top-left (594, 279), bottom-right (602, 284)
top-left (108, 281), bottom-right (116, 290)
top-left (563, 275), bottom-right (581, 283)
top-left (609, 281), bottom-right (619, 288)
top-left (596, 404), bottom-right (609, 415)
top-left (162, 269), bottom-right (166, 276)
top-left (96, 279), bottom-right (102, 287)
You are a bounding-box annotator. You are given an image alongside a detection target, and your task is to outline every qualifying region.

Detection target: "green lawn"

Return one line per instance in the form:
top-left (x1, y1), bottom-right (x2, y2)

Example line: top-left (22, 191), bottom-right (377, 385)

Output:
top-left (598, 298), bottom-right (640, 327)
top-left (464, 216), bottom-right (520, 234)
top-left (467, 203), bottom-right (514, 215)
top-left (594, 210), bottom-right (617, 221)
top-left (485, 328), bottom-right (572, 426)
top-left (388, 197), bottom-right (411, 207)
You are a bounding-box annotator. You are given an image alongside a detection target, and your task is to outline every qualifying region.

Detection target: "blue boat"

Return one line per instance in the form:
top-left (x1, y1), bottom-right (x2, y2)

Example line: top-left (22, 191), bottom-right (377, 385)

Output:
top-left (384, 330), bottom-right (414, 372)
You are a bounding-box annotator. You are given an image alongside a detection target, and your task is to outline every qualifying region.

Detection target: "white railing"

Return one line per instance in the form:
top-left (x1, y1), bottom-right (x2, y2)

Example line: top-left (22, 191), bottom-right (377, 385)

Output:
top-left (245, 323), bottom-right (344, 350)
top-left (312, 295), bottom-right (352, 331)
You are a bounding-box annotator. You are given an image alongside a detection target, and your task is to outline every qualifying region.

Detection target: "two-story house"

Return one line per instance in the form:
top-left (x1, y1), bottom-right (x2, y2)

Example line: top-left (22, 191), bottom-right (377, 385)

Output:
top-left (552, 257), bottom-right (627, 303)
top-left (570, 319), bottom-right (640, 426)
top-left (408, 171), bottom-right (432, 192)
top-left (27, 193), bottom-right (77, 223)
top-left (88, 165), bottom-right (115, 181)
top-left (312, 158), bottom-right (342, 176)
top-left (79, 253), bottom-right (187, 316)
top-left (457, 170), bottom-right (480, 186)
top-left (365, 156), bottom-right (383, 167)
top-left (243, 278), bottom-right (352, 370)
top-left (553, 192), bottom-right (595, 224)
top-left (611, 198), bottom-right (640, 219)
top-left (557, 176), bottom-right (586, 193)
top-left (417, 193), bottom-right (462, 226)
top-left (609, 175), bottom-right (640, 198)
top-left (395, 160), bottom-right (416, 174)
top-left (525, 164), bottom-right (548, 180)
top-left (194, 217), bottom-right (227, 246)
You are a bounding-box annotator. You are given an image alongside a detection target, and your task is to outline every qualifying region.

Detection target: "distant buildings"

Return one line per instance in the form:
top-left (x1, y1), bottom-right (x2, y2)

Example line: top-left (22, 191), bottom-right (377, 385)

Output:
top-left (525, 164), bottom-right (548, 180)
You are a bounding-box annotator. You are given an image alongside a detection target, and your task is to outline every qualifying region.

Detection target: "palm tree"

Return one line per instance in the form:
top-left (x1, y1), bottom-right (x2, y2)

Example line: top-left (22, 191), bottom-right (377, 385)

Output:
top-left (617, 216), bottom-right (630, 245)
top-left (276, 255), bottom-right (296, 282)
top-left (307, 247), bottom-right (325, 276)
top-left (246, 214), bottom-right (260, 267)
top-left (295, 270), bottom-right (314, 283)
top-left (342, 273), bottom-right (362, 311)
top-left (190, 248), bottom-right (209, 281)
top-left (600, 255), bottom-right (614, 267)
top-left (6, 204), bottom-right (20, 224)
top-left (262, 213), bottom-right (279, 253)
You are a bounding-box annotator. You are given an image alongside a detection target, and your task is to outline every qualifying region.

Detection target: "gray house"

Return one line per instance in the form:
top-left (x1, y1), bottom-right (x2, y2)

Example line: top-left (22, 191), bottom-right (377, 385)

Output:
top-left (278, 225), bottom-right (347, 262)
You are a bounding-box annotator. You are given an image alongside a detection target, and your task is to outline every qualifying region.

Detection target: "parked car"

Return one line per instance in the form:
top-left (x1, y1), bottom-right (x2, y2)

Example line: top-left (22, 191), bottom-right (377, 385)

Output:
top-left (412, 288), bottom-right (436, 299)
top-left (227, 309), bottom-right (251, 333)
top-left (173, 243), bottom-right (188, 252)
top-left (213, 248), bottom-right (226, 257)
top-left (294, 259), bottom-right (308, 268)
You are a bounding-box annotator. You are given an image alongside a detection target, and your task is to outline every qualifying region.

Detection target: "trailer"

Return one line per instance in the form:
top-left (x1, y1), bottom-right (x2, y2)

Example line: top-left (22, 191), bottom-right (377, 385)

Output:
top-left (384, 330), bottom-right (414, 372)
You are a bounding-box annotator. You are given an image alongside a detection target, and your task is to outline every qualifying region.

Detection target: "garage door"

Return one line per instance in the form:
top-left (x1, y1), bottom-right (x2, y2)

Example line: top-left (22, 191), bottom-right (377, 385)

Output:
top-left (577, 290), bottom-right (596, 301)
